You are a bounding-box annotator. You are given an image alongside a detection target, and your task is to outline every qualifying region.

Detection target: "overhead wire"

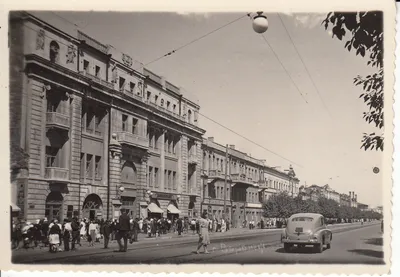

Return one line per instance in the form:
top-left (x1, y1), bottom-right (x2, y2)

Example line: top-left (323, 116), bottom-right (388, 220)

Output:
top-left (198, 112), bottom-right (303, 168)
top-left (19, 14), bottom-right (304, 170)
top-left (144, 13), bottom-right (250, 66)
top-left (277, 13), bottom-right (332, 118)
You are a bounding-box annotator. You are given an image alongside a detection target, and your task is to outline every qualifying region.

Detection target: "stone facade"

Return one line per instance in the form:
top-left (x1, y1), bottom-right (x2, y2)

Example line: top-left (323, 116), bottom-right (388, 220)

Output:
top-left (10, 11), bottom-right (205, 222)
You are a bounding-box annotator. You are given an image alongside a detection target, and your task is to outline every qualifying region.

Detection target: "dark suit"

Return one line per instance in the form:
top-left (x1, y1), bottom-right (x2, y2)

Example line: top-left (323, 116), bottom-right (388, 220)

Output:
top-left (117, 213), bottom-right (130, 252)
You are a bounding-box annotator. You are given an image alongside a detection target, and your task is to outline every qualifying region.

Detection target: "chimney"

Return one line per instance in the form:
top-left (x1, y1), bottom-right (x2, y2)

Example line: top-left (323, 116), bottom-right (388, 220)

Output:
top-left (229, 145), bottom-right (235, 150)
top-left (207, 137), bottom-right (214, 142)
top-left (355, 194), bottom-right (357, 202)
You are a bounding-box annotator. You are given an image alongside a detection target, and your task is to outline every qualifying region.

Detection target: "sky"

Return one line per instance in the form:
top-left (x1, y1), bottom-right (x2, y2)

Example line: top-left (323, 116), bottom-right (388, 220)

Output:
top-left (30, 11), bottom-right (383, 207)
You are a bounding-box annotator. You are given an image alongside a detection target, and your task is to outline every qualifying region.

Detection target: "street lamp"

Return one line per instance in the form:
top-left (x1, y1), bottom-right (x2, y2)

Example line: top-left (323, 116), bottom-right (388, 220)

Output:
top-left (252, 12), bottom-right (269, 34)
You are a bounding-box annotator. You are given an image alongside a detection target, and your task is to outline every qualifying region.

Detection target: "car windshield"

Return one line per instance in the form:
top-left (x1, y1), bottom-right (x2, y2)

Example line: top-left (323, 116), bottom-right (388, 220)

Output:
top-left (292, 217), bottom-right (314, 222)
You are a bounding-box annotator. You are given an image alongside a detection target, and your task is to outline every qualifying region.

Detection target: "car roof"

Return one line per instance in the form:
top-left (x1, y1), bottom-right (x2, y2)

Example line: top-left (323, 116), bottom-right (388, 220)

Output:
top-left (289, 213), bottom-right (323, 219)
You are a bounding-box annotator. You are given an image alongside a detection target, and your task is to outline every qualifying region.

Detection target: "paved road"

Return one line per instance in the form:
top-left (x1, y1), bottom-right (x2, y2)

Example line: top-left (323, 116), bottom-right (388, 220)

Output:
top-left (13, 222), bottom-right (383, 264)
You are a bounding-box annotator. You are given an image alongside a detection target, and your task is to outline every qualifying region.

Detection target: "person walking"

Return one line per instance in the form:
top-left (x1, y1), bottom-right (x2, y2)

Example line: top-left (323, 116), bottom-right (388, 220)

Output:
top-left (63, 219), bottom-right (72, 251)
top-left (102, 220), bottom-right (112, 249)
top-left (195, 211), bottom-right (211, 254)
top-left (130, 218), bottom-right (139, 243)
top-left (88, 220), bottom-right (97, 247)
top-left (70, 217), bottom-right (80, 250)
top-left (177, 218), bottom-right (183, 236)
top-left (117, 211), bottom-right (130, 252)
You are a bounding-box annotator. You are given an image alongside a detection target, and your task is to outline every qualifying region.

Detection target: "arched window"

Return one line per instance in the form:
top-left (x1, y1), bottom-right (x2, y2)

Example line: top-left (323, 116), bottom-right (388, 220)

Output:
top-left (121, 161), bottom-right (137, 183)
top-left (160, 99), bottom-right (164, 107)
top-left (45, 191), bottom-right (64, 222)
top-left (49, 41), bottom-right (60, 63)
top-left (188, 110), bottom-right (192, 123)
top-left (82, 193), bottom-right (103, 220)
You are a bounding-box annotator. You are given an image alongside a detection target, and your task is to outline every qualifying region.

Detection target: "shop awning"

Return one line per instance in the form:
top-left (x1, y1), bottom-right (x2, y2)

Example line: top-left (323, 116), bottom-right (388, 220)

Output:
top-left (11, 203), bottom-right (21, 212)
top-left (148, 202), bottom-right (164, 214)
top-left (167, 204), bottom-right (181, 214)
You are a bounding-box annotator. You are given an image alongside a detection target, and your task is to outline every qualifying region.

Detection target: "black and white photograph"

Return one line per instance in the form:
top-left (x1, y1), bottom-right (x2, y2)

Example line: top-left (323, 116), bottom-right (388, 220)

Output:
top-left (6, 3), bottom-right (394, 273)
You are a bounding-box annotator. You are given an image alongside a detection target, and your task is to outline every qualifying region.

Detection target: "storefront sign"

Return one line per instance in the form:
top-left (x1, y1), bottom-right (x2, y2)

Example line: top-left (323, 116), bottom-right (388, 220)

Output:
top-left (152, 192), bottom-right (177, 200)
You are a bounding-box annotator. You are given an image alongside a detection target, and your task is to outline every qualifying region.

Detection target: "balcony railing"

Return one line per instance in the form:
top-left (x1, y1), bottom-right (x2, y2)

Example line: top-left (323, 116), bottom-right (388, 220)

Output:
top-left (188, 153), bottom-right (198, 164)
top-left (84, 72), bottom-right (114, 89)
top-left (117, 131), bottom-right (149, 149)
top-left (209, 169), bottom-right (226, 179)
top-left (165, 151), bottom-right (178, 159)
top-left (46, 112), bottom-right (70, 131)
top-left (148, 101), bottom-right (186, 121)
top-left (231, 173), bottom-right (249, 183)
top-left (45, 167), bottom-right (69, 181)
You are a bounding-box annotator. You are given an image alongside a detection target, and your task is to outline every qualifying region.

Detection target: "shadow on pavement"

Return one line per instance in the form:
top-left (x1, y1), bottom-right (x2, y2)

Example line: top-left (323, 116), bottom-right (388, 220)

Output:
top-left (348, 249), bottom-right (384, 258)
top-left (275, 246), bottom-right (322, 254)
top-left (364, 237), bottom-right (383, 246)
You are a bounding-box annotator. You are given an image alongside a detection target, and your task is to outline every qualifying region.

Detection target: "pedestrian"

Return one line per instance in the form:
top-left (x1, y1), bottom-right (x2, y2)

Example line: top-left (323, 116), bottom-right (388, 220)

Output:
top-left (71, 217), bottom-right (80, 250)
top-left (177, 217), bottom-right (183, 235)
top-left (63, 219), bottom-right (72, 251)
top-left (88, 220), bottom-right (96, 247)
top-left (195, 211), bottom-right (211, 254)
top-left (130, 218), bottom-right (139, 243)
top-left (102, 220), bottom-right (112, 249)
top-left (117, 210), bottom-right (130, 252)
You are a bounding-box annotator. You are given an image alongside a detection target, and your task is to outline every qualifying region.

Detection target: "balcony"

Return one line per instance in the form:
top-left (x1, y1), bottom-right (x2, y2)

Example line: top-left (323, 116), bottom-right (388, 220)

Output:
top-left (231, 173), bottom-right (253, 185)
top-left (45, 167), bottom-right (69, 182)
top-left (188, 153), bottom-right (198, 165)
top-left (46, 112), bottom-right (70, 131)
top-left (209, 169), bottom-right (226, 179)
top-left (165, 150), bottom-right (178, 160)
top-left (84, 72), bottom-right (114, 90)
top-left (117, 132), bottom-right (149, 150)
top-left (149, 141), bottom-right (161, 154)
top-left (148, 101), bottom-right (186, 122)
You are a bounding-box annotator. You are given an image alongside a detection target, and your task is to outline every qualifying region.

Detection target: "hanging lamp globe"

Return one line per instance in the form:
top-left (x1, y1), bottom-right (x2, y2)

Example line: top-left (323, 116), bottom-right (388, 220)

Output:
top-left (252, 11), bottom-right (269, 33)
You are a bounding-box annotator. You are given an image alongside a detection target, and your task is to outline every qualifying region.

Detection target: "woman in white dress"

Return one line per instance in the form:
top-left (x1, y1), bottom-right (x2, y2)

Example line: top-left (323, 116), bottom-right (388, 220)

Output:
top-left (195, 211), bottom-right (211, 254)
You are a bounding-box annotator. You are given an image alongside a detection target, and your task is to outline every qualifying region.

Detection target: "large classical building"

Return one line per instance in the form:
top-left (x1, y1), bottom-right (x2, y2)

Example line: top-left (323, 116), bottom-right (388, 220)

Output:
top-left (200, 137), bottom-right (300, 227)
top-left (10, 12), bottom-right (205, 222)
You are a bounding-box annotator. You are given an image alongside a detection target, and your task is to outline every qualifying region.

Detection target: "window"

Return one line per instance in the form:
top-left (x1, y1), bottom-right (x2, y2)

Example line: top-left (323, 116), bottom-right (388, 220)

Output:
top-left (86, 154), bottom-right (93, 178)
top-left (122, 114), bottom-right (128, 131)
top-left (49, 41), bottom-right (60, 63)
top-left (130, 82), bottom-right (135, 93)
top-left (46, 146), bottom-right (60, 167)
top-left (173, 172), bottom-right (177, 190)
top-left (164, 170), bottom-right (168, 188)
top-left (168, 170), bottom-right (172, 190)
top-left (119, 77), bottom-right (126, 91)
top-left (167, 101), bottom-right (170, 109)
top-left (160, 99), bottom-right (164, 107)
top-left (154, 168), bottom-right (159, 188)
top-left (95, 65), bottom-right (100, 77)
top-left (148, 166), bottom-right (153, 187)
top-left (67, 205), bottom-right (73, 219)
top-left (147, 91), bottom-right (151, 100)
top-left (154, 95), bottom-right (158, 104)
top-left (188, 110), bottom-right (192, 122)
top-left (132, 118), bottom-right (138, 134)
top-left (83, 60), bottom-right (89, 72)
top-left (95, 156), bottom-right (102, 180)
top-left (80, 153), bottom-right (85, 179)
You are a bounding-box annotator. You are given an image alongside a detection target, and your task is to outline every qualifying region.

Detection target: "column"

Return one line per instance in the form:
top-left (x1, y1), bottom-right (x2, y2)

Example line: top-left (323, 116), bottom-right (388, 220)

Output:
top-left (177, 135), bottom-right (182, 194)
top-left (160, 129), bottom-right (166, 191)
top-left (205, 150), bottom-right (209, 175)
top-left (109, 133), bottom-right (122, 220)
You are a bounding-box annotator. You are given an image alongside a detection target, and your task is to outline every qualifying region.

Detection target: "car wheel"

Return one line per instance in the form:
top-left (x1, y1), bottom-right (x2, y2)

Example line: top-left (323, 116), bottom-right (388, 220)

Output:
top-left (284, 243), bottom-right (291, 252)
top-left (314, 243), bottom-right (323, 253)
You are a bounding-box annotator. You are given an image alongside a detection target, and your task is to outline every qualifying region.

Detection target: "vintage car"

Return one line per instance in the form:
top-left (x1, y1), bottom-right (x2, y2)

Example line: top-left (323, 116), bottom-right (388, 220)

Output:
top-left (281, 213), bottom-right (332, 253)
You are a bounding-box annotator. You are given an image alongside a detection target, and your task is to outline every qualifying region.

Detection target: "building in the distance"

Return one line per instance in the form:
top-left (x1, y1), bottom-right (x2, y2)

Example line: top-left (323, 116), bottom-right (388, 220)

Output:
top-left (9, 11), bottom-right (205, 222)
top-left (357, 202), bottom-right (369, 211)
top-left (200, 137), bottom-right (300, 227)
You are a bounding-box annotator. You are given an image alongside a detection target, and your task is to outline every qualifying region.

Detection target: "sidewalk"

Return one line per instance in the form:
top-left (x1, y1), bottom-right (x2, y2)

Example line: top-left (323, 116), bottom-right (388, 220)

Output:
top-left (12, 221), bottom-right (376, 261)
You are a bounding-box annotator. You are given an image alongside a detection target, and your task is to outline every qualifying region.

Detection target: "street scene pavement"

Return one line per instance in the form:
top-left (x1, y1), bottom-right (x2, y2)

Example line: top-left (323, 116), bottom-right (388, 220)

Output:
top-left (13, 222), bottom-right (383, 264)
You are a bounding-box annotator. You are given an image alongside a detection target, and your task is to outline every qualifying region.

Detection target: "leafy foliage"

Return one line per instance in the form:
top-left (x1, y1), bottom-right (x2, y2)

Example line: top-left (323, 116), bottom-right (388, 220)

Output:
top-left (10, 143), bottom-right (29, 172)
top-left (263, 192), bottom-right (382, 220)
top-left (322, 12), bottom-right (384, 151)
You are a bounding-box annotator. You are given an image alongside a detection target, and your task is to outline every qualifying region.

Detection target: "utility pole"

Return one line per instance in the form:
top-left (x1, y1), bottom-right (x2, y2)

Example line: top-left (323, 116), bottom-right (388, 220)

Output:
top-left (223, 144), bottom-right (229, 219)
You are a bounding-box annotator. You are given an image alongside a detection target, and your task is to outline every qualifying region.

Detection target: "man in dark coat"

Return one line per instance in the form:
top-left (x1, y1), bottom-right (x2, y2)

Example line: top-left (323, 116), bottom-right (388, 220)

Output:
top-left (130, 218), bottom-right (139, 243)
top-left (102, 220), bottom-right (112, 249)
top-left (117, 211), bottom-right (130, 252)
top-left (177, 218), bottom-right (183, 235)
top-left (70, 217), bottom-right (80, 250)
